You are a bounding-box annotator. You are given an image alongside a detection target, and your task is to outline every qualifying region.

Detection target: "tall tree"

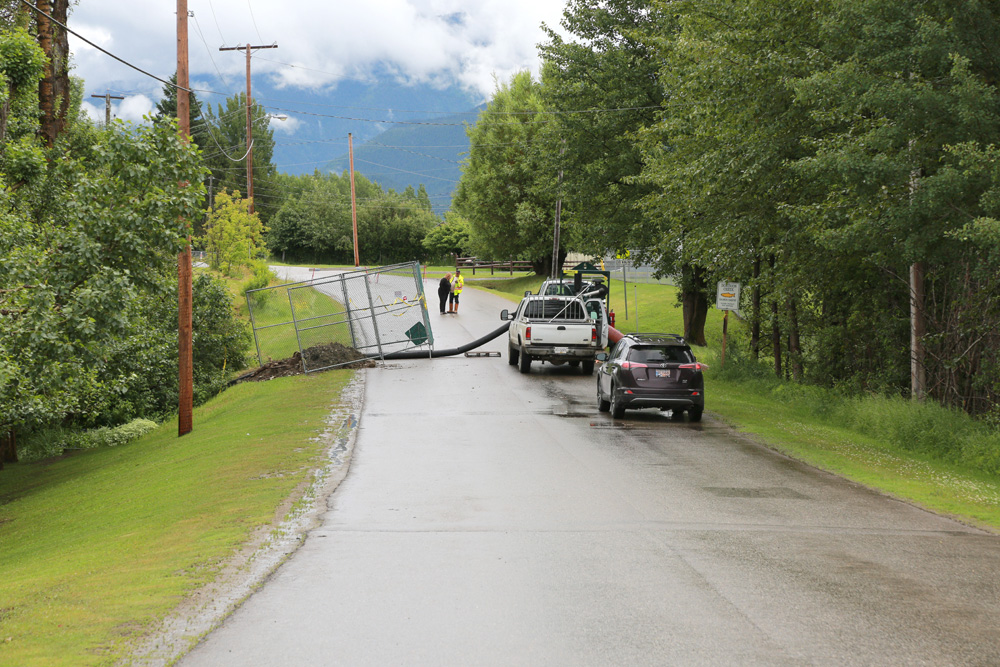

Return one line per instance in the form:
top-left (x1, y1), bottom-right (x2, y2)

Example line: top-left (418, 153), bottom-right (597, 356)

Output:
top-left (453, 71), bottom-right (560, 274)
top-left (34, 0), bottom-right (70, 147)
top-left (154, 73), bottom-right (211, 151)
top-left (201, 93), bottom-right (279, 224)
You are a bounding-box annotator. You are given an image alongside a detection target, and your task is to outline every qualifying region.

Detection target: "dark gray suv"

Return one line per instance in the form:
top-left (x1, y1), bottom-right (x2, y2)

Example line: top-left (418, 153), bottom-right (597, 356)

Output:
top-left (597, 333), bottom-right (705, 421)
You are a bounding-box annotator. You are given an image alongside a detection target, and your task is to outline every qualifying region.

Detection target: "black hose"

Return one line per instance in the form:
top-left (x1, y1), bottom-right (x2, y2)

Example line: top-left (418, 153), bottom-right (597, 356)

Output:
top-left (374, 322), bottom-right (511, 360)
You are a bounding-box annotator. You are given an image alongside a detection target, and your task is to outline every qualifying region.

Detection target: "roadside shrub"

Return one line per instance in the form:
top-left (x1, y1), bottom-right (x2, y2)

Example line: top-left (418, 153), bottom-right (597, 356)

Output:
top-left (16, 419), bottom-right (157, 462)
top-left (241, 260), bottom-right (273, 295)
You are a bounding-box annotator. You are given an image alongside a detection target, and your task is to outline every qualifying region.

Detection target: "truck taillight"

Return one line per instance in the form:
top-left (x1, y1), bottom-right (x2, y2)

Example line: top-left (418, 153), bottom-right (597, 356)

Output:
top-left (526, 326), bottom-right (531, 340)
top-left (591, 327), bottom-right (597, 341)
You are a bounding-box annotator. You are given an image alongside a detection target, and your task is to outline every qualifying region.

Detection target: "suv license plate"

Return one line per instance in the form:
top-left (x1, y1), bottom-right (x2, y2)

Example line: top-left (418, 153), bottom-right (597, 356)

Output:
top-left (555, 347), bottom-right (569, 354)
top-left (655, 370), bottom-right (671, 378)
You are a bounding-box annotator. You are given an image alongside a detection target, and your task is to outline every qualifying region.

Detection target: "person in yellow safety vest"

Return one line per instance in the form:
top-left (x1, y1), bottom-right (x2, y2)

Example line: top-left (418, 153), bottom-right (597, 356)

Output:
top-left (448, 269), bottom-right (465, 314)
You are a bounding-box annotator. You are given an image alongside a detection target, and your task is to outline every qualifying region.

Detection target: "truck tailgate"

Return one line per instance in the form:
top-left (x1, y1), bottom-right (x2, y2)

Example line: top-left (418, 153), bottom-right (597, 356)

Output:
top-left (528, 323), bottom-right (594, 345)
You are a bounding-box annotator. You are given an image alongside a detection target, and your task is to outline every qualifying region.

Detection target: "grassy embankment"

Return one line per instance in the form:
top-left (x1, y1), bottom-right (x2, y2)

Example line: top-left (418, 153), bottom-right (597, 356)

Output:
top-left (0, 265), bottom-right (355, 666)
top-left (0, 371), bottom-right (353, 666)
top-left (473, 275), bottom-right (1000, 531)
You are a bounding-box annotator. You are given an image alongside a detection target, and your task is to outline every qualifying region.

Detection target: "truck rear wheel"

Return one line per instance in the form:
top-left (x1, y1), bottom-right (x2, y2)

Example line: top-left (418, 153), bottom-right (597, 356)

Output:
top-left (581, 359), bottom-right (595, 375)
top-left (518, 347), bottom-right (531, 374)
top-left (508, 343), bottom-right (519, 366)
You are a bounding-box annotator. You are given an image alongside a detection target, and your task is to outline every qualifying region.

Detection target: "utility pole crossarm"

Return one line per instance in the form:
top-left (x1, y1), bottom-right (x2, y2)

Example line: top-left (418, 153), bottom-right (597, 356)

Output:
top-left (90, 92), bottom-right (124, 126)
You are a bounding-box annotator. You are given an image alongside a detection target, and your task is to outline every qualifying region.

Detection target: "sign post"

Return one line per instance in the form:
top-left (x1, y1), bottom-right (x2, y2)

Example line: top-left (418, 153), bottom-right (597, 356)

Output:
top-left (716, 281), bottom-right (741, 368)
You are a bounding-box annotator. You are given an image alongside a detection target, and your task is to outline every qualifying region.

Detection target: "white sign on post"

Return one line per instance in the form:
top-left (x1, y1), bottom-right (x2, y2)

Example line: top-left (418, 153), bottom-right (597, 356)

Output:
top-left (716, 281), bottom-right (741, 311)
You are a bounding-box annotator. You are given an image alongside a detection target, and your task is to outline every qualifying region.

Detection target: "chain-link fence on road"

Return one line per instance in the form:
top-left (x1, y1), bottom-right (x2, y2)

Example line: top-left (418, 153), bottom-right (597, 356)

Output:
top-left (246, 262), bottom-right (432, 373)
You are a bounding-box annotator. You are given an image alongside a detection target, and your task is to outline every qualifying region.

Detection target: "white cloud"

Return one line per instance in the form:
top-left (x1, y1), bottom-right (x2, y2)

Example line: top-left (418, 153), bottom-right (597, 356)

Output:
top-left (69, 0), bottom-right (567, 100)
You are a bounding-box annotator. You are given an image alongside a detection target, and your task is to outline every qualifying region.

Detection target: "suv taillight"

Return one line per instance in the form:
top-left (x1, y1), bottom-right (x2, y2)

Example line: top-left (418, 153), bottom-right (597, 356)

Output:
top-left (679, 362), bottom-right (706, 371)
top-left (619, 361), bottom-right (647, 370)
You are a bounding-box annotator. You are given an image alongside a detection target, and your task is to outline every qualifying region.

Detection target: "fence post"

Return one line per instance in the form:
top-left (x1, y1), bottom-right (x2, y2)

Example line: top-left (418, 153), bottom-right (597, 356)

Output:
top-left (287, 287), bottom-right (308, 373)
top-left (363, 273), bottom-right (386, 361)
top-left (340, 275), bottom-right (358, 350)
top-left (246, 288), bottom-right (264, 367)
top-left (413, 262), bottom-right (434, 358)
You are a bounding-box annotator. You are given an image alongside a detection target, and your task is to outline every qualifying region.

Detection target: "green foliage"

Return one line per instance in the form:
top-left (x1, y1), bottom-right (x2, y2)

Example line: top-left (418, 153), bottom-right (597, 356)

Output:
top-left (452, 71), bottom-right (558, 271)
top-left (0, 26), bottom-right (46, 91)
top-left (241, 260), bottom-right (274, 295)
top-left (0, 118), bottom-right (209, 437)
top-left (200, 188), bottom-right (267, 275)
top-left (422, 211), bottom-right (471, 261)
top-left (201, 93), bottom-right (279, 223)
top-left (538, 0), bottom-right (667, 258)
top-left (265, 170), bottom-right (436, 265)
top-left (18, 419), bottom-right (158, 463)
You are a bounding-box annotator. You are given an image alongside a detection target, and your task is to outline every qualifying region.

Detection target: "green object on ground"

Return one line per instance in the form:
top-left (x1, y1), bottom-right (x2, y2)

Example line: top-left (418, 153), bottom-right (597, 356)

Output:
top-left (405, 321), bottom-right (429, 346)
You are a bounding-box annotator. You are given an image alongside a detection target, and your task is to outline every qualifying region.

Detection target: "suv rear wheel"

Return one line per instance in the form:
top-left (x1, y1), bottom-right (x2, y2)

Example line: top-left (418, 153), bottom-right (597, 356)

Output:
top-left (688, 407), bottom-right (703, 422)
top-left (610, 383), bottom-right (626, 419)
top-left (597, 379), bottom-right (610, 412)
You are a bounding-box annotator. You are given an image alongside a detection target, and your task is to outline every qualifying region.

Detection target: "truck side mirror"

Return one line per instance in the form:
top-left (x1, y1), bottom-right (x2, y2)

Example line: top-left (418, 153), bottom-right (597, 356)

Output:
top-left (500, 309), bottom-right (512, 320)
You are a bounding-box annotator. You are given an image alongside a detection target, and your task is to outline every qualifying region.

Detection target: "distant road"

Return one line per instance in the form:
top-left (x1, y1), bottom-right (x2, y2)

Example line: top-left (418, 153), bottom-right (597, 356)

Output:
top-left (181, 279), bottom-right (1000, 666)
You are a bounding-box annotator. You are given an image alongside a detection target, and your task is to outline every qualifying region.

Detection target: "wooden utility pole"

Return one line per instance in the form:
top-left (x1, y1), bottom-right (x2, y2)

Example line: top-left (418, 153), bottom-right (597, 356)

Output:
top-left (550, 140), bottom-right (565, 279)
top-left (177, 0), bottom-right (193, 435)
top-left (349, 132), bottom-right (359, 267)
top-left (219, 42), bottom-right (277, 215)
top-left (90, 92), bottom-right (124, 126)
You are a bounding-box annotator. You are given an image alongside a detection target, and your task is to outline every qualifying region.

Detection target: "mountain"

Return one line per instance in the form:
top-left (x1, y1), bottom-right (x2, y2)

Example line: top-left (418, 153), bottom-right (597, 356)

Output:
top-left (193, 75), bottom-right (482, 216)
top-left (322, 108), bottom-right (480, 216)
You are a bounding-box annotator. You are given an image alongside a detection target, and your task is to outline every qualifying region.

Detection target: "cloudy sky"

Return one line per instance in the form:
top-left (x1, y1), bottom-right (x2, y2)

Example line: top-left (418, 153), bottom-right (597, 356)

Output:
top-left (70, 0), bottom-right (569, 129)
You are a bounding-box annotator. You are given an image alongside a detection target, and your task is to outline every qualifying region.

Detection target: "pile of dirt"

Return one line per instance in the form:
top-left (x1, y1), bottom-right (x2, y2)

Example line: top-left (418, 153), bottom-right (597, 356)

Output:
top-left (233, 342), bottom-right (375, 384)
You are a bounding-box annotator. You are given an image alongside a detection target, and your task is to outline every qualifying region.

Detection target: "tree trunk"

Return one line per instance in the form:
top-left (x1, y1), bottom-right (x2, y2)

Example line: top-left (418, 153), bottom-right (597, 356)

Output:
top-left (36, 0), bottom-right (71, 147)
top-left (0, 429), bottom-right (17, 468)
top-left (681, 264), bottom-right (708, 346)
top-left (771, 299), bottom-right (782, 378)
top-left (910, 261), bottom-right (926, 400)
top-left (788, 298), bottom-right (802, 382)
top-left (751, 256), bottom-right (761, 359)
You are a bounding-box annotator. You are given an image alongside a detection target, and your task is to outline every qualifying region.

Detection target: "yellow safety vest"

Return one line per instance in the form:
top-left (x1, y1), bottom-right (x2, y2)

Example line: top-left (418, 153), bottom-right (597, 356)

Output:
top-left (453, 275), bottom-right (464, 294)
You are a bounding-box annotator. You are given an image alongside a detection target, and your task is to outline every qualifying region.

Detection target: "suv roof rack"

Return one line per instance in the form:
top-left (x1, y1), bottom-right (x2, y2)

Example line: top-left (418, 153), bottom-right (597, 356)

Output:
top-left (627, 333), bottom-right (687, 344)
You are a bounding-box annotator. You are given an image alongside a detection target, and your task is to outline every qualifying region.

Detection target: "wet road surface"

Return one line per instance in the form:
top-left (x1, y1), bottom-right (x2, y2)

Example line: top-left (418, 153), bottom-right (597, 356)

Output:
top-left (180, 279), bottom-right (1000, 666)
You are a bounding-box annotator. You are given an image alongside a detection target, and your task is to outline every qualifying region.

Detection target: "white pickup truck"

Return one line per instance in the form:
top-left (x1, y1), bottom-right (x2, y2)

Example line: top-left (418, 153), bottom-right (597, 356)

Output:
top-left (501, 293), bottom-right (609, 374)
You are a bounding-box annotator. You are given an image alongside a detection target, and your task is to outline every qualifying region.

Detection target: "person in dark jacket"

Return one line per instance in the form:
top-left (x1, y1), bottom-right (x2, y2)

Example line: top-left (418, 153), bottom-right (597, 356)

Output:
top-left (438, 272), bottom-right (452, 314)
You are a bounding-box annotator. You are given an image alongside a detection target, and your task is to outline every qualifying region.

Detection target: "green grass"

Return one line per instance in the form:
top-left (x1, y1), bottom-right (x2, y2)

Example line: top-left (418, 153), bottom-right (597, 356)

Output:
top-left (0, 370), bottom-right (353, 666)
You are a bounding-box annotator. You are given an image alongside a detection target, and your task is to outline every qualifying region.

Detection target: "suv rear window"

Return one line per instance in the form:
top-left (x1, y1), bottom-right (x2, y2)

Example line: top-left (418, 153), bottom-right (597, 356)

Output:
top-left (627, 345), bottom-right (694, 364)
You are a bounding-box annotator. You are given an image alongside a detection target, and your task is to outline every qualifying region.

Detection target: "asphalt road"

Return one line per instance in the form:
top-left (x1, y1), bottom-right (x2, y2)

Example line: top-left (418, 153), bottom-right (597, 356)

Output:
top-left (181, 276), bottom-right (1000, 666)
